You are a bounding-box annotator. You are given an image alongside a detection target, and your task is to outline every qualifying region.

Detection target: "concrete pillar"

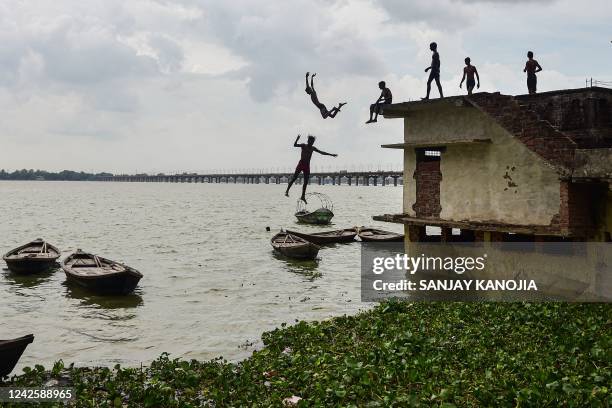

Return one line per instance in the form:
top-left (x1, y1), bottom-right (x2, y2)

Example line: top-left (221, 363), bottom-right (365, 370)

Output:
top-left (348, 176), bottom-right (352, 186)
top-left (441, 227), bottom-right (452, 243)
top-left (490, 231), bottom-right (504, 242)
top-left (406, 225), bottom-right (424, 243)
top-left (373, 177), bottom-right (378, 186)
top-left (393, 176), bottom-right (398, 186)
top-left (382, 177), bottom-right (386, 186)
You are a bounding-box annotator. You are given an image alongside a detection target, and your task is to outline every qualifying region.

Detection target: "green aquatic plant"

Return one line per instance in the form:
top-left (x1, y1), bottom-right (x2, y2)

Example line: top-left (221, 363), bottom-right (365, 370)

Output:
top-left (4, 302), bottom-right (611, 407)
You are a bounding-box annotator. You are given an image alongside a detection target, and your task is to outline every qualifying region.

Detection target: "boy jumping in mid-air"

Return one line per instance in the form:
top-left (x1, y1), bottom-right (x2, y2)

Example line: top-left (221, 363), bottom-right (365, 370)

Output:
top-left (366, 81), bottom-right (392, 124)
top-left (459, 57), bottom-right (480, 95)
top-left (305, 72), bottom-right (347, 119)
top-left (422, 42), bottom-right (443, 100)
top-left (524, 51), bottom-right (542, 94)
top-left (285, 135), bottom-right (337, 203)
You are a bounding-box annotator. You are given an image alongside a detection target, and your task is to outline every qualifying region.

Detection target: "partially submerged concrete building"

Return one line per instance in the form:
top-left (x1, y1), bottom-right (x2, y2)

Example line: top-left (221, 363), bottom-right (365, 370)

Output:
top-left (375, 87), bottom-right (612, 242)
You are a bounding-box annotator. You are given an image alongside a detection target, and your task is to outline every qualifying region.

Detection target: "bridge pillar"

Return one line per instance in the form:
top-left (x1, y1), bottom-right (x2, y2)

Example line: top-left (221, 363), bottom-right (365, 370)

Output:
top-left (382, 177), bottom-right (386, 186)
top-left (393, 176), bottom-right (398, 186)
top-left (373, 177), bottom-right (377, 186)
top-left (348, 176), bottom-right (352, 186)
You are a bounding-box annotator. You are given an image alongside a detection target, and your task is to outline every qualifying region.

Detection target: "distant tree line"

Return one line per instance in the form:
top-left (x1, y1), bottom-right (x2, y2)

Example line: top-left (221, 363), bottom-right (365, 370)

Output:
top-left (0, 169), bottom-right (113, 181)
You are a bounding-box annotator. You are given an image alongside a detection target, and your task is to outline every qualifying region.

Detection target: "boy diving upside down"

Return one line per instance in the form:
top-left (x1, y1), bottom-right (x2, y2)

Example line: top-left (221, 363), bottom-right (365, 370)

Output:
top-left (285, 135), bottom-right (337, 203)
top-left (305, 72), bottom-right (347, 119)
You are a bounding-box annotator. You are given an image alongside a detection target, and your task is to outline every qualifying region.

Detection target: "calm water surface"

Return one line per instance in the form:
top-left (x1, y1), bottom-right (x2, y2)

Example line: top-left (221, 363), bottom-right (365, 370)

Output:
top-left (0, 181), bottom-right (402, 371)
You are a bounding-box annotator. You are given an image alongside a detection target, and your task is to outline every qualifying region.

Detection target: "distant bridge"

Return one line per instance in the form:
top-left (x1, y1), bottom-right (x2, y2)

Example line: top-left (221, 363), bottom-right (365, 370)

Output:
top-left (99, 171), bottom-right (404, 186)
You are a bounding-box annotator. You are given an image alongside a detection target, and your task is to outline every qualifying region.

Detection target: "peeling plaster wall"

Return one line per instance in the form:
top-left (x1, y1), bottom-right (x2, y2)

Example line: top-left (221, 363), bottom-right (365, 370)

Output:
top-left (402, 106), bottom-right (561, 226)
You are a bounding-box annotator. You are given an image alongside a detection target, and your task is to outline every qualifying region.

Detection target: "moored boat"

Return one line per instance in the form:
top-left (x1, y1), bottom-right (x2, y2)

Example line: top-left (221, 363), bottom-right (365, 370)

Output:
top-left (294, 193), bottom-right (335, 225)
top-left (285, 228), bottom-right (357, 245)
top-left (358, 228), bottom-right (404, 242)
top-left (3, 239), bottom-right (61, 274)
top-left (271, 232), bottom-right (320, 260)
top-left (295, 208), bottom-right (334, 225)
top-left (62, 250), bottom-right (143, 295)
top-left (0, 334), bottom-right (34, 378)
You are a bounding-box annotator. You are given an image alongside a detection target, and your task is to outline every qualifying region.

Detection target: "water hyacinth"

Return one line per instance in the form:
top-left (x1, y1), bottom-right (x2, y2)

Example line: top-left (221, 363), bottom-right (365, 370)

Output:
top-left (2, 302), bottom-right (610, 407)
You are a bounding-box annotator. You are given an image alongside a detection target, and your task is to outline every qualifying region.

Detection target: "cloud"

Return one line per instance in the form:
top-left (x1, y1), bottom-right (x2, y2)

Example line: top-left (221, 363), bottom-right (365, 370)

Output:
top-left (197, 0), bottom-right (387, 101)
top-left (0, 0), bottom-right (608, 174)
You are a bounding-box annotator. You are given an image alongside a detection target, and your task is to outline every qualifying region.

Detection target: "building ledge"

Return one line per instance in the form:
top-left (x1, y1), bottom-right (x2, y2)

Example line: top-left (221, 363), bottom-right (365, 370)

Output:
top-left (382, 138), bottom-right (491, 149)
top-left (373, 213), bottom-right (567, 236)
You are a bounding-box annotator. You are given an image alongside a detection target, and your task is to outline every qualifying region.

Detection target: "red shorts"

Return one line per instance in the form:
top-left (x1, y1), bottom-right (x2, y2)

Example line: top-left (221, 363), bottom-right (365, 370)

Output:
top-left (295, 160), bottom-right (310, 175)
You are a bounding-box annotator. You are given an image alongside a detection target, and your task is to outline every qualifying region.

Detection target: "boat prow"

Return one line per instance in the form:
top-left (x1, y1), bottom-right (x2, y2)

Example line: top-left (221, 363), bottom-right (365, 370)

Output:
top-left (0, 334), bottom-right (34, 378)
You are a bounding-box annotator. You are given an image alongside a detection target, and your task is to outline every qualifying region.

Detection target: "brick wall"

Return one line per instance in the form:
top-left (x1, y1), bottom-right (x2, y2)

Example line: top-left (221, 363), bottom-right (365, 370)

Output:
top-left (516, 90), bottom-right (612, 131)
top-left (467, 93), bottom-right (577, 171)
top-left (412, 159), bottom-right (442, 218)
top-left (557, 181), bottom-right (608, 235)
top-left (515, 89), bottom-right (612, 148)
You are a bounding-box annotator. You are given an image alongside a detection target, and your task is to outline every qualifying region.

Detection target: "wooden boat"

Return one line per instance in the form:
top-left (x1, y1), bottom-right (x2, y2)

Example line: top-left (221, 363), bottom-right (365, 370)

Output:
top-left (62, 250), bottom-right (143, 295)
top-left (285, 228), bottom-right (357, 245)
top-left (358, 228), bottom-right (405, 242)
top-left (0, 334), bottom-right (34, 378)
top-left (295, 208), bottom-right (334, 225)
top-left (271, 232), bottom-right (320, 260)
top-left (3, 239), bottom-right (60, 274)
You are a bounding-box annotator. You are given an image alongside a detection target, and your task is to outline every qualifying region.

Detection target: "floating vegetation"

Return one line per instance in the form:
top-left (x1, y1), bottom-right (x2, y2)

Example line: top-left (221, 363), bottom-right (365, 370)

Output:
top-left (3, 302), bottom-right (610, 407)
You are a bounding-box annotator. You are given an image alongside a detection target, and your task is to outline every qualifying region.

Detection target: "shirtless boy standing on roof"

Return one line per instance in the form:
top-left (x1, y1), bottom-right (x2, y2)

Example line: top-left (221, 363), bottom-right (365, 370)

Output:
top-left (524, 51), bottom-right (542, 94)
top-left (460, 57), bottom-right (480, 95)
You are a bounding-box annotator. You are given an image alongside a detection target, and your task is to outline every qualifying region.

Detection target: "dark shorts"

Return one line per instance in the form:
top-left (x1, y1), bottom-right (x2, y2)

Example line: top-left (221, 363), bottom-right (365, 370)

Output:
top-left (428, 70), bottom-right (440, 81)
top-left (527, 74), bottom-right (537, 92)
top-left (466, 79), bottom-right (476, 90)
top-left (295, 161), bottom-right (310, 176)
top-left (371, 102), bottom-right (390, 114)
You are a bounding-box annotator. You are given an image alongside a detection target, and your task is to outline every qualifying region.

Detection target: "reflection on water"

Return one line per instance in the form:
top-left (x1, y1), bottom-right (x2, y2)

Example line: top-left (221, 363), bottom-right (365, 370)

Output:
top-left (64, 284), bottom-right (144, 310)
top-left (271, 252), bottom-right (321, 280)
top-left (2, 267), bottom-right (58, 288)
top-left (1, 181), bottom-right (402, 370)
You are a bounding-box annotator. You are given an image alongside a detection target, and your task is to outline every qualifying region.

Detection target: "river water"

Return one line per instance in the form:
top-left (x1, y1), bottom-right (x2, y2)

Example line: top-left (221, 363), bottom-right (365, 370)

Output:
top-left (0, 181), bottom-right (402, 371)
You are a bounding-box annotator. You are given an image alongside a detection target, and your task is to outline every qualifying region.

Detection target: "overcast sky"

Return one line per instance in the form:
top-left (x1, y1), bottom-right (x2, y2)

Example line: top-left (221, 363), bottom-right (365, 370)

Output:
top-left (0, 0), bottom-right (610, 174)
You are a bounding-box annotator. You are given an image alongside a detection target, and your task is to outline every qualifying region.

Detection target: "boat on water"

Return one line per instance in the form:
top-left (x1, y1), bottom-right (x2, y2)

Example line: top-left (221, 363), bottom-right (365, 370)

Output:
top-left (271, 232), bottom-right (320, 260)
top-left (3, 239), bottom-right (61, 274)
top-left (0, 334), bottom-right (34, 378)
top-left (295, 208), bottom-right (334, 225)
top-left (62, 250), bottom-right (143, 295)
top-left (358, 228), bottom-right (405, 242)
top-left (294, 193), bottom-right (334, 225)
top-left (285, 228), bottom-right (357, 245)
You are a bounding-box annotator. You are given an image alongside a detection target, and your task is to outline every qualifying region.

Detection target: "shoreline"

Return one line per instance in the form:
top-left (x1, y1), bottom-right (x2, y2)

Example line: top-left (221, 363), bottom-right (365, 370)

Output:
top-left (3, 301), bottom-right (610, 407)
